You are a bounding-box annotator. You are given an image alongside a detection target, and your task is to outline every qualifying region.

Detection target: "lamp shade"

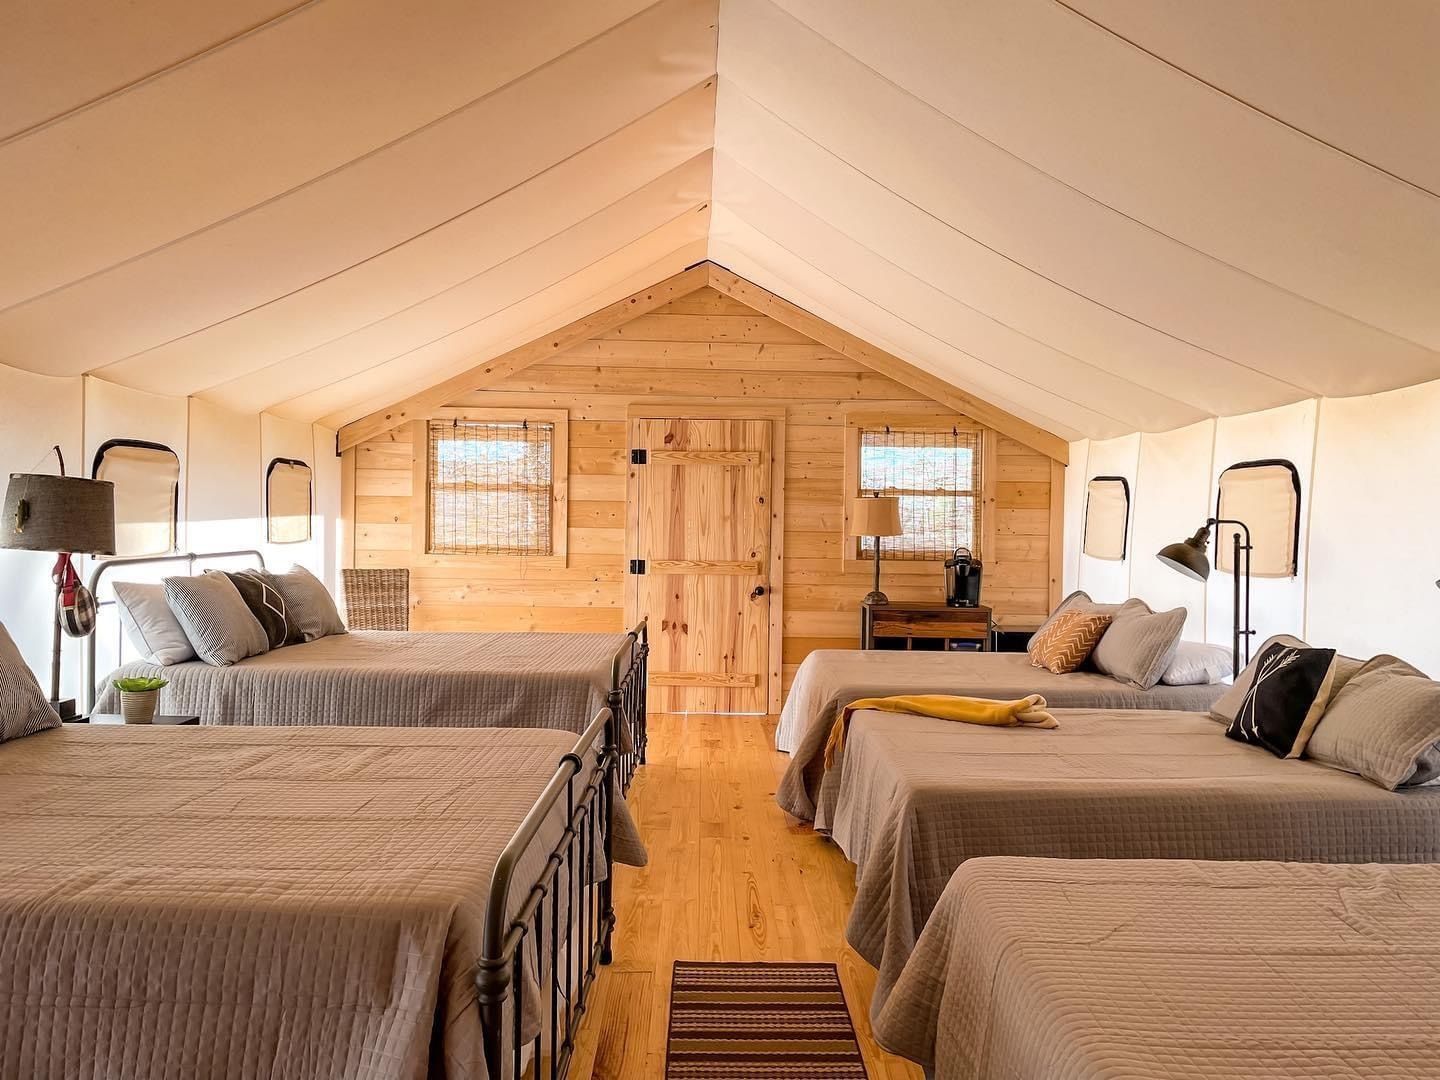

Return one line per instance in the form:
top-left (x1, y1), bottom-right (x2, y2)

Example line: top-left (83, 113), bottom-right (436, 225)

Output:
top-left (1156, 526), bottom-right (1211, 582)
top-left (850, 496), bottom-right (902, 537)
top-left (0, 474), bottom-right (116, 555)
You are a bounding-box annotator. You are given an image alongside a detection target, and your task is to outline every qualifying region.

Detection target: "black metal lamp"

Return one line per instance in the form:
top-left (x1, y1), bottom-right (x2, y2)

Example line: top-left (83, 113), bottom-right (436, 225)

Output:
top-left (0, 447), bottom-right (116, 718)
top-left (1156, 518), bottom-right (1253, 679)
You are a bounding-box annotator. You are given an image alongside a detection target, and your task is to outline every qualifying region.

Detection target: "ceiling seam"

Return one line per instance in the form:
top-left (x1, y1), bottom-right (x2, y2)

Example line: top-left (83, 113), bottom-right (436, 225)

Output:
top-left (1047, 0), bottom-right (1440, 202)
top-left (0, 0), bottom-right (322, 147)
top-left (715, 152), bottom-right (1204, 422)
top-left (87, 80), bottom-right (717, 375)
top-left (746, 0), bottom-right (1440, 355)
top-left (233, 206), bottom-right (709, 415)
top-left (711, 208), bottom-right (1129, 435)
top-left (0, 0), bottom-right (695, 317)
top-left (720, 82), bottom-right (1312, 400)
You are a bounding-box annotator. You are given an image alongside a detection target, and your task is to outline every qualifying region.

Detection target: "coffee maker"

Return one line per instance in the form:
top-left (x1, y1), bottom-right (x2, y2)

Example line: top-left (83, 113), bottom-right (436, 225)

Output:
top-left (944, 546), bottom-right (983, 607)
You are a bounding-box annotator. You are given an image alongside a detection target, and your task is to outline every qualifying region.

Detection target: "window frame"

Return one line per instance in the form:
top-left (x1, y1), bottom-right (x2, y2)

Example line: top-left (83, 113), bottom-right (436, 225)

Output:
top-left (410, 407), bottom-right (569, 569)
top-left (265, 457), bottom-right (313, 544)
top-left (91, 437), bottom-right (180, 558)
top-left (1082, 475), bottom-right (1131, 561)
top-left (1215, 457), bottom-right (1301, 578)
top-left (841, 408), bottom-right (990, 574)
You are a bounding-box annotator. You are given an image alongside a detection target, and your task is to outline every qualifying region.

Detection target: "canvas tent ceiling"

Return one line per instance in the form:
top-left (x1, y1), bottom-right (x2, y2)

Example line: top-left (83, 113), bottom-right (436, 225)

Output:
top-left (2, 0), bottom-right (1436, 442)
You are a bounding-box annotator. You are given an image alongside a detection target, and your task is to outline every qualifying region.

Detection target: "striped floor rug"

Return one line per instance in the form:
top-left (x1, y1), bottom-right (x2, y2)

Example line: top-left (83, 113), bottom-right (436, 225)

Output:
top-left (665, 961), bottom-right (868, 1078)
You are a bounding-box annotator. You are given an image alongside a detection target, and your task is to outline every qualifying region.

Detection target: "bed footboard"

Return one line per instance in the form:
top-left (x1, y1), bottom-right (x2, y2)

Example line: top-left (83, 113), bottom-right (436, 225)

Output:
top-left (609, 619), bottom-right (648, 794)
top-left (477, 707), bottom-right (619, 1080)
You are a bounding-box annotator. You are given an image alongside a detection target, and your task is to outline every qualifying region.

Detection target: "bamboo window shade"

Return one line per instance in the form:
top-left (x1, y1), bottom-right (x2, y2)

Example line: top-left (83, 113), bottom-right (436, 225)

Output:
top-left (858, 427), bottom-right (981, 560)
top-left (428, 419), bottom-right (554, 556)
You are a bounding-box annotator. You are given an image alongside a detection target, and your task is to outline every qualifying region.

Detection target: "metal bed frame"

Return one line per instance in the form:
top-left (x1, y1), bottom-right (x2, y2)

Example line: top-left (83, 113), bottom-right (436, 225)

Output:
top-left (478, 705), bottom-right (622, 1080)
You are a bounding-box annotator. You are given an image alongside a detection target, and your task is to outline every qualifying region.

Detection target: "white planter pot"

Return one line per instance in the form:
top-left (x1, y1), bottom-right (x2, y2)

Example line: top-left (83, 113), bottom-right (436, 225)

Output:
top-left (119, 689), bottom-right (160, 724)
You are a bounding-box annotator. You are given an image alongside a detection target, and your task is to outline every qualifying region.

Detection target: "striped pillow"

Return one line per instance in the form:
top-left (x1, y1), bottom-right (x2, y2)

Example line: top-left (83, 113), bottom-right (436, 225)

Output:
top-left (1028, 610), bottom-right (1113, 674)
top-left (260, 565), bottom-right (345, 643)
top-left (164, 573), bottom-right (268, 667)
top-left (0, 623), bottom-right (60, 741)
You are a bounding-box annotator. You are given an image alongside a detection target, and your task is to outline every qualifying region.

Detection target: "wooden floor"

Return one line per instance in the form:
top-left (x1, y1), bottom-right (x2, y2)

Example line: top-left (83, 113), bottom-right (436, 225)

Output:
top-left (568, 712), bottom-right (924, 1078)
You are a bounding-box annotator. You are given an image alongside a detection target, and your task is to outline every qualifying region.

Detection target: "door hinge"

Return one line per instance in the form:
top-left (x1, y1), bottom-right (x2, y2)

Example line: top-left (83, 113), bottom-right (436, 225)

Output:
top-left (628, 559), bottom-right (647, 575)
top-left (630, 448), bottom-right (647, 465)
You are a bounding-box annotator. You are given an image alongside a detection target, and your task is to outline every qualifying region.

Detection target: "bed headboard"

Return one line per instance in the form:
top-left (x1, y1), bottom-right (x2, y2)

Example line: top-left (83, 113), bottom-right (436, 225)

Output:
top-left (84, 549), bottom-right (265, 713)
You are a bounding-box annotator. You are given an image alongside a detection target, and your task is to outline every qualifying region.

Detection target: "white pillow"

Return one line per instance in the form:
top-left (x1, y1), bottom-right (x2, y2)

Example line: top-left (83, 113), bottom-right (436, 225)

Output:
top-left (113, 581), bottom-right (196, 665)
top-left (1160, 641), bottom-right (1233, 686)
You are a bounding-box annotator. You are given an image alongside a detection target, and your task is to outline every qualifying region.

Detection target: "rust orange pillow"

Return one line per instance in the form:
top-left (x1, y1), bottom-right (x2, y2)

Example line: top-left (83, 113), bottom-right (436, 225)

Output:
top-left (1028, 610), bottom-right (1113, 674)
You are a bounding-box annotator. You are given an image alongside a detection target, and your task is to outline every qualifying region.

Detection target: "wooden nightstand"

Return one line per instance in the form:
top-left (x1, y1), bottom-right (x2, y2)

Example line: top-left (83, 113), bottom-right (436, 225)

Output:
top-left (860, 601), bottom-right (993, 651)
top-left (67, 714), bottom-right (201, 725)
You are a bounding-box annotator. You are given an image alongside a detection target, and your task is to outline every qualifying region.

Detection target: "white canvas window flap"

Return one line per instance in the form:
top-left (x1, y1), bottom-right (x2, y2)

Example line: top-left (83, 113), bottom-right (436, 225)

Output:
top-left (1083, 477), bottom-right (1129, 561)
top-left (267, 459), bottom-right (312, 544)
top-left (1217, 462), bottom-right (1299, 578)
top-left (94, 442), bottom-right (179, 557)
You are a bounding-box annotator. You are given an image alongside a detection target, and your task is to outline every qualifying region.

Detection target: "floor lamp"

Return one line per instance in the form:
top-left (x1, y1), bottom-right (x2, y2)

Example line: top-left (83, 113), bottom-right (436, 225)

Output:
top-left (1156, 518), bottom-right (1254, 679)
top-left (0, 449), bottom-right (116, 718)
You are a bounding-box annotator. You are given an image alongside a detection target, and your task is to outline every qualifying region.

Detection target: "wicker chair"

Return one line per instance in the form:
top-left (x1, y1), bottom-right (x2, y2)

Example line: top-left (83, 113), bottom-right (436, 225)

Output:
top-left (341, 568), bottom-right (410, 631)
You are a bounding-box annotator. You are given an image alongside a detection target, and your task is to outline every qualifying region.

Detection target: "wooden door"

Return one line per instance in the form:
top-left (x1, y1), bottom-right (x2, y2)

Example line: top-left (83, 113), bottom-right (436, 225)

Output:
top-left (631, 417), bottom-right (773, 713)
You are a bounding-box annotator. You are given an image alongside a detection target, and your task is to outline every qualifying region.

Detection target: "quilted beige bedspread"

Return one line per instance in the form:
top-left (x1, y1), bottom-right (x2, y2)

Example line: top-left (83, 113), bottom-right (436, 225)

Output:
top-left (96, 630), bottom-right (625, 732)
top-left (830, 708), bottom-right (1440, 1008)
top-left (875, 857), bottom-right (1440, 1079)
top-left (775, 650), bottom-right (1225, 816)
top-left (0, 724), bottom-right (645, 1080)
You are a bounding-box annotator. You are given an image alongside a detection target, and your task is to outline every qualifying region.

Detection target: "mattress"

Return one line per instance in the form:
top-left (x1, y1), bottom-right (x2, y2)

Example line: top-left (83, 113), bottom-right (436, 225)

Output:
top-left (875, 857), bottom-right (1440, 1079)
top-left (775, 649), bottom-right (1225, 813)
top-left (95, 629), bottom-right (625, 732)
top-left (0, 723), bottom-right (646, 1080)
top-left (828, 708), bottom-right (1440, 1008)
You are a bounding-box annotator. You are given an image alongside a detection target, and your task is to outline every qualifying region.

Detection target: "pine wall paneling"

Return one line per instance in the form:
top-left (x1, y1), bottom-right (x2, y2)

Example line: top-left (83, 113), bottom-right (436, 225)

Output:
top-left (349, 287), bottom-right (1061, 696)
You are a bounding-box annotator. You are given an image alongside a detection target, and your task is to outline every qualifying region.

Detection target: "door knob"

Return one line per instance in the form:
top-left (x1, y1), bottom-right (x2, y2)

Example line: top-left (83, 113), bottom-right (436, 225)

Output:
top-left (750, 585), bottom-right (767, 600)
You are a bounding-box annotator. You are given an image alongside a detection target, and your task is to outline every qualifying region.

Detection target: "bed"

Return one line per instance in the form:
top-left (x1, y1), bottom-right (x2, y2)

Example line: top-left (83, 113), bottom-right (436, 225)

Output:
top-left (775, 648), bottom-right (1226, 758)
top-left (816, 707), bottom-right (1440, 1007)
top-left (875, 857), bottom-right (1440, 1079)
top-left (85, 551), bottom-right (650, 790)
top-left (0, 710), bottom-right (645, 1080)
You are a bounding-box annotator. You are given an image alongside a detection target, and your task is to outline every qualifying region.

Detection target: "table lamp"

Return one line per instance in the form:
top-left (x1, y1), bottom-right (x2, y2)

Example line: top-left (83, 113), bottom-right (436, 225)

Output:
top-left (0, 448), bottom-right (116, 718)
top-left (1156, 518), bottom-right (1253, 679)
top-left (850, 495), bottom-right (903, 605)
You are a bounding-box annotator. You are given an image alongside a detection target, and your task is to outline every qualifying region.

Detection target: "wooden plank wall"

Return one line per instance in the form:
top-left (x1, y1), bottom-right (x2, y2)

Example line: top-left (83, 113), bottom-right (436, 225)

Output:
top-left (351, 287), bottom-right (1059, 695)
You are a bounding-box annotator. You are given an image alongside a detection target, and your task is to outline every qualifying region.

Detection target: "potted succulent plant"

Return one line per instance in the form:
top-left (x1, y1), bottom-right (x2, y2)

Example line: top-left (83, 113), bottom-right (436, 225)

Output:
top-left (113, 675), bottom-right (168, 724)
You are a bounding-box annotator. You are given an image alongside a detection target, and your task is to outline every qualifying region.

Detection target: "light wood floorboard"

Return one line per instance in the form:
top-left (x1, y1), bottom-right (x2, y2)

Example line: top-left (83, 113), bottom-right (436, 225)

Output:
top-left (568, 712), bottom-right (924, 1078)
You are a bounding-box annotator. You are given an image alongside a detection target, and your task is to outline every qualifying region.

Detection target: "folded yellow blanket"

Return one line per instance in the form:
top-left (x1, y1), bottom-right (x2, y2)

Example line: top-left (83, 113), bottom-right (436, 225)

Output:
top-left (824, 693), bottom-right (1058, 767)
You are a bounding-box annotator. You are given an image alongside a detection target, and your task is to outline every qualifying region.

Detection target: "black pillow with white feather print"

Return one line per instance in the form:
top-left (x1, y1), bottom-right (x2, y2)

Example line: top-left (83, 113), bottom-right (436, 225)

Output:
top-left (1225, 641), bottom-right (1340, 758)
top-left (222, 569), bottom-right (293, 650)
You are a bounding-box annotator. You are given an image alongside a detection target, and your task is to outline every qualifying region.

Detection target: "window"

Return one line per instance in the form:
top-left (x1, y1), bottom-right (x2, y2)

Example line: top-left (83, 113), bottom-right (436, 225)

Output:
top-left (423, 410), bottom-right (568, 560)
top-left (1082, 476), bottom-right (1130, 560)
top-left (853, 423), bottom-right (982, 560)
top-left (266, 458), bottom-right (312, 544)
top-left (1216, 459), bottom-right (1301, 578)
top-left (92, 439), bottom-right (179, 557)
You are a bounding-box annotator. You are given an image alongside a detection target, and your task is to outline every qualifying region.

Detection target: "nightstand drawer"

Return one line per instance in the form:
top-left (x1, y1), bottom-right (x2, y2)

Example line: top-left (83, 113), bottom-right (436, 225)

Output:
top-left (871, 614), bottom-right (988, 640)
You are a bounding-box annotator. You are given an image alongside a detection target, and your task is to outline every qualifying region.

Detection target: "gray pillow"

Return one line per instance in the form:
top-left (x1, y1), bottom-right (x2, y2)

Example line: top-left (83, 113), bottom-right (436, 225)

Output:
top-left (0, 622), bottom-right (60, 741)
top-left (1091, 598), bottom-right (1186, 690)
top-left (113, 581), bottom-right (196, 665)
top-left (164, 573), bottom-right (268, 667)
top-left (1028, 590), bottom-right (1126, 648)
top-left (1306, 655), bottom-right (1440, 790)
top-left (1209, 634), bottom-right (1365, 725)
top-left (262, 565), bottom-right (345, 642)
